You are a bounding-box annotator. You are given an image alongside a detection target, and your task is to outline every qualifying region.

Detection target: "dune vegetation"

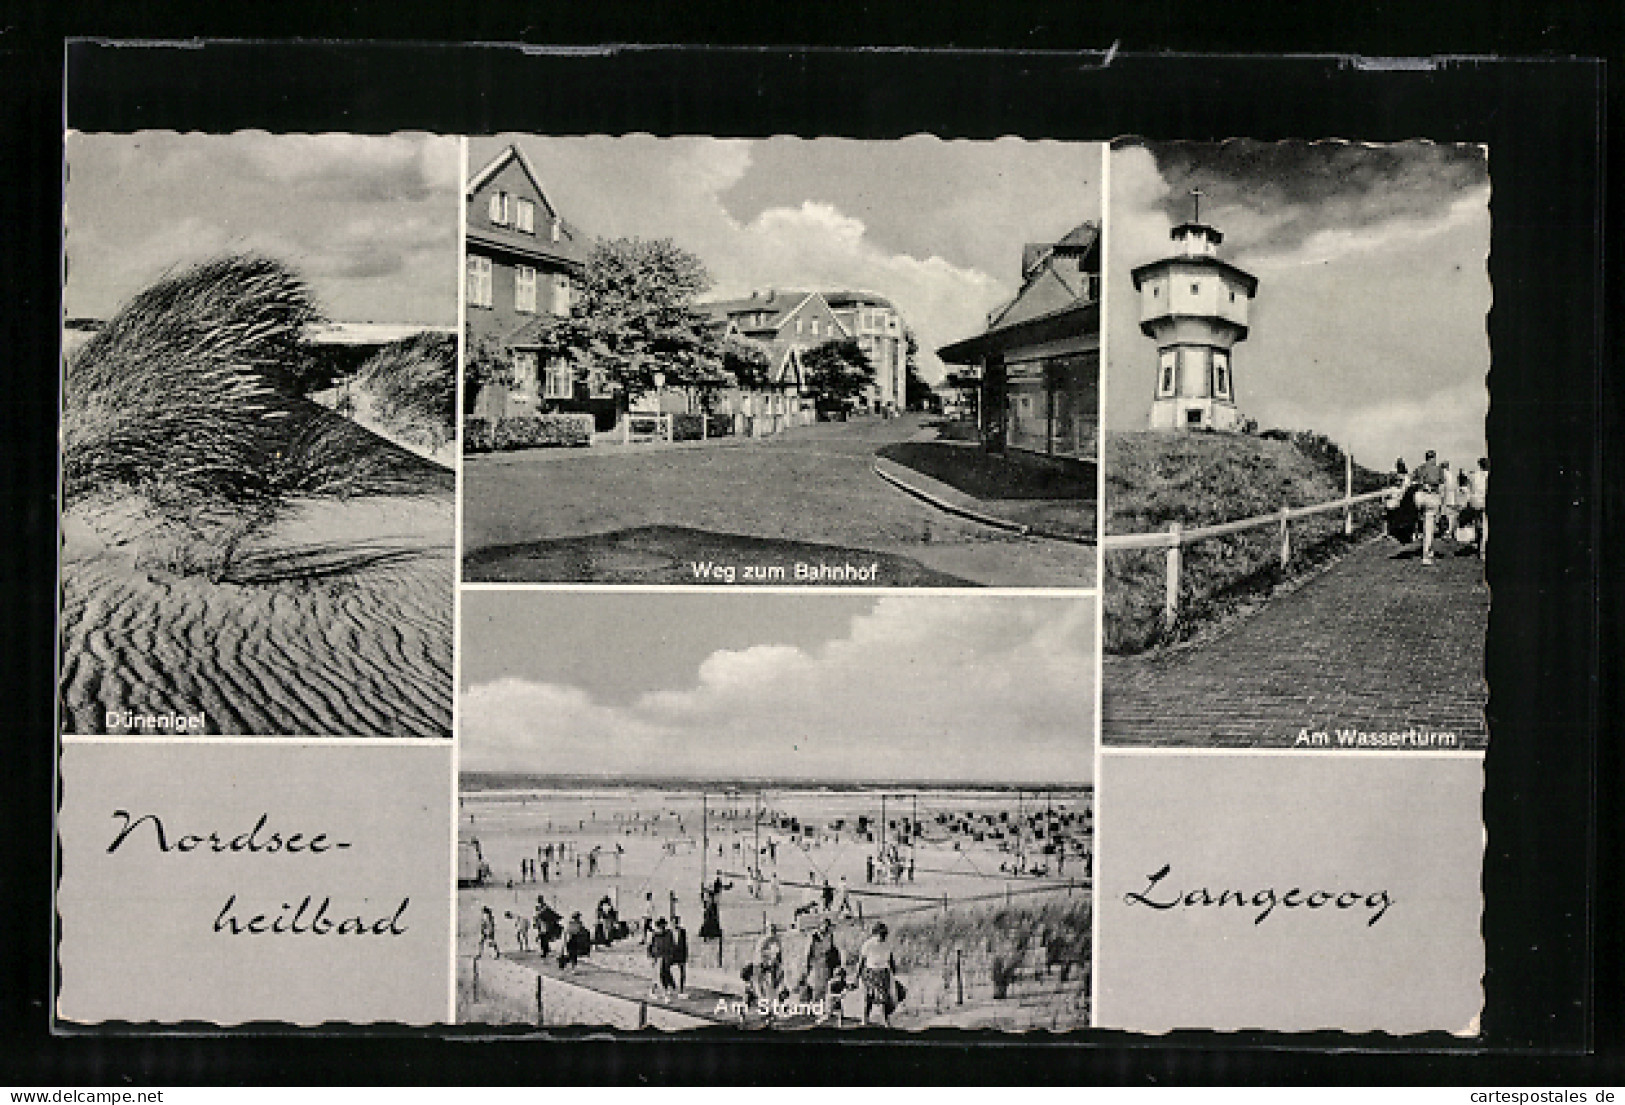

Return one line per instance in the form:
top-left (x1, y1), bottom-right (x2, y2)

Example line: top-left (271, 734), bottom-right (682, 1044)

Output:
top-left (63, 254), bottom-right (451, 580)
top-left (1105, 430), bottom-right (1388, 654)
top-left (353, 331), bottom-right (458, 456)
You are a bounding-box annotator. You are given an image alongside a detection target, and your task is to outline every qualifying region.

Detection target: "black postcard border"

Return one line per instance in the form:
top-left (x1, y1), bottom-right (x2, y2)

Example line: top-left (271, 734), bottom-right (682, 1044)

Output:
top-left (8, 41), bottom-right (1610, 1081)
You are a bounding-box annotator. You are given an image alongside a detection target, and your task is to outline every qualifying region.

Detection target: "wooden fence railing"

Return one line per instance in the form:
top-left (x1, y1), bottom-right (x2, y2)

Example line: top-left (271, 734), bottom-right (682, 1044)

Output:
top-left (1103, 456), bottom-right (1388, 630)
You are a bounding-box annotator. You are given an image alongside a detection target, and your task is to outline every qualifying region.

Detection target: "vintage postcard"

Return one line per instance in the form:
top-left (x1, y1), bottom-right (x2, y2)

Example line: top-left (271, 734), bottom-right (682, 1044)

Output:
top-left (458, 135), bottom-right (1101, 589)
top-left (59, 132), bottom-right (460, 738)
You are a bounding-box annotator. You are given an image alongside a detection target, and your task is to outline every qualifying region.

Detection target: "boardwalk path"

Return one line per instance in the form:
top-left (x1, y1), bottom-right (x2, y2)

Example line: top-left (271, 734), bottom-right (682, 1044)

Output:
top-left (1103, 537), bottom-right (1488, 749)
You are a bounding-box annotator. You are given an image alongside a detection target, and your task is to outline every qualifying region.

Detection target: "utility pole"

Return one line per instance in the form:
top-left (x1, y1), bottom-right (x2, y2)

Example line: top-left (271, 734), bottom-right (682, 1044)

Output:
top-left (753, 791), bottom-right (761, 899)
top-left (1017, 789), bottom-right (1025, 872)
top-left (701, 791), bottom-right (708, 897)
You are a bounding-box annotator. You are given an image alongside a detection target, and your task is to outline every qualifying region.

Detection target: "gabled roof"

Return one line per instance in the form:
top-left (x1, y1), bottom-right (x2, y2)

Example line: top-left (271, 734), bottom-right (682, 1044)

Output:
top-left (822, 290), bottom-right (894, 310)
top-left (467, 143), bottom-right (558, 219)
top-left (937, 220), bottom-right (1101, 363)
top-left (699, 290), bottom-right (852, 342)
top-left (1055, 221), bottom-right (1100, 251)
top-left (701, 289), bottom-right (815, 324)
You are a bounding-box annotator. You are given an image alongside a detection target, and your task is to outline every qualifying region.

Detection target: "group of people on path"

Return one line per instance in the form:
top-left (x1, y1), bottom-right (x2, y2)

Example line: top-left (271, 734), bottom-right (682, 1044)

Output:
top-left (644, 915), bottom-right (690, 1002)
top-left (744, 918), bottom-right (903, 1027)
top-left (1385, 452), bottom-right (1489, 564)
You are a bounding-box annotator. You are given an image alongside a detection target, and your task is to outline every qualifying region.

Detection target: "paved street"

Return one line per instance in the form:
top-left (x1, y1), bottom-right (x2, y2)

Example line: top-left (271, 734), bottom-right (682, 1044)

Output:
top-left (1103, 536), bottom-right (1489, 749)
top-left (462, 415), bottom-right (1096, 588)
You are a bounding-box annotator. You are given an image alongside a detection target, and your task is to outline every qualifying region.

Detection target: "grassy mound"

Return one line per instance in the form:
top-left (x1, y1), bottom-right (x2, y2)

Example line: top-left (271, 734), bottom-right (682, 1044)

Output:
top-left (1105, 431), bottom-right (1385, 654)
top-left (63, 254), bottom-right (450, 578)
top-left (355, 332), bottom-right (457, 454)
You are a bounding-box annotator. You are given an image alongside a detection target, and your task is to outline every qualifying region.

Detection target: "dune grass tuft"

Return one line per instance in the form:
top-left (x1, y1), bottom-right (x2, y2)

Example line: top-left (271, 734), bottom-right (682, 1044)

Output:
top-left (63, 254), bottom-right (318, 513)
top-left (63, 254), bottom-right (450, 579)
top-left (355, 331), bottom-right (457, 453)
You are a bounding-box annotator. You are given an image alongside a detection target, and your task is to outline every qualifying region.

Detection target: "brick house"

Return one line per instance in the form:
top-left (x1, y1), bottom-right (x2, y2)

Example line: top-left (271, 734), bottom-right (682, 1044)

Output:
top-left (698, 289), bottom-right (850, 428)
top-left (465, 144), bottom-right (617, 428)
top-left (937, 221), bottom-right (1101, 464)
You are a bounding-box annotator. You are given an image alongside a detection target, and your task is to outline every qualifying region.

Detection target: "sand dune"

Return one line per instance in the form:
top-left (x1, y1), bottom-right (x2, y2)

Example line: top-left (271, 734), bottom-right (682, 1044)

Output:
top-left (60, 493), bottom-right (453, 738)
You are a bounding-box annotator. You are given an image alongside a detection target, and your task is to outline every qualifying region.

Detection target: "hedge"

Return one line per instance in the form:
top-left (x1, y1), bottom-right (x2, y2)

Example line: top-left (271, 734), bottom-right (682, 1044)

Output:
top-left (464, 413), bottom-right (594, 454)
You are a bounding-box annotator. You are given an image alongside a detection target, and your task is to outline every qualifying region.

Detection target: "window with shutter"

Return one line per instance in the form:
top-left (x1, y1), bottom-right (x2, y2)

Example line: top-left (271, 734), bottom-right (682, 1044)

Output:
top-left (466, 256), bottom-right (493, 309)
top-left (512, 351), bottom-right (539, 398)
top-left (515, 266), bottom-right (537, 314)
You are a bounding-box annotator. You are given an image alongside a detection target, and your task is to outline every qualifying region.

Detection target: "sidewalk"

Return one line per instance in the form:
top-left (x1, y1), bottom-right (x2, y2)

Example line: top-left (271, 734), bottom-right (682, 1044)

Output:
top-left (872, 450), bottom-right (1097, 545)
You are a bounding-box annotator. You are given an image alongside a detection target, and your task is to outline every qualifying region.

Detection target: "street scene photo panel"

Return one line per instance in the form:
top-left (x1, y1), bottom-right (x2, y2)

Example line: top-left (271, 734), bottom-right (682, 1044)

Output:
top-left (459, 136), bottom-right (1103, 589)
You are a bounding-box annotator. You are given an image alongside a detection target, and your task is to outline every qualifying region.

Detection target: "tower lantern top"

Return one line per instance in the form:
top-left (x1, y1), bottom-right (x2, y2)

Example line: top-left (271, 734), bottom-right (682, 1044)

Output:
top-left (1168, 187), bottom-right (1223, 256)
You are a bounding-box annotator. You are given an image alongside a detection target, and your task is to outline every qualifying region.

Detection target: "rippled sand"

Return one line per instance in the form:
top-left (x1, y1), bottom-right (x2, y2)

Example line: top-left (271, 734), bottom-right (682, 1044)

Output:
top-left (59, 494), bottom-right (453, 738)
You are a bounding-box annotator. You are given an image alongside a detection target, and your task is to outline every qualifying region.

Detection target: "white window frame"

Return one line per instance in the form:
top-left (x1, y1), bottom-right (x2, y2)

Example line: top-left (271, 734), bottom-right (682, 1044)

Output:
top-left (1212, 350), bottom-right (1231, 399)
top-left (544, 359), bottom-right (574, 400)
top-left (552, 274), bottom-right (571, 316)
top-left (1157, 349), bottom-right (1177, 397)
top-left (466, 255), bottom-right (493, 309)
top-left (515, 265), bottom-right (538, 314)
top-left (488, 191), bottom-right (511, 226)
top-left (512, 350), bottom-right (539, 397)
top-left (515, 197), bottom-right (535, 234)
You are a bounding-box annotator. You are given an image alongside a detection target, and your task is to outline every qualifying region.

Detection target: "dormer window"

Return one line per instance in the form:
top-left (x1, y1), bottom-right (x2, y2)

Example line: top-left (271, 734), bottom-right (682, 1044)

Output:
top-left (811, 319), bottom-right (820, 336)
top-left (515, 197), bottom-right (535, 234)
top-left (550, 218), bottom-right (561, 243)
top-left (488, 192), bottom-right (511, 226)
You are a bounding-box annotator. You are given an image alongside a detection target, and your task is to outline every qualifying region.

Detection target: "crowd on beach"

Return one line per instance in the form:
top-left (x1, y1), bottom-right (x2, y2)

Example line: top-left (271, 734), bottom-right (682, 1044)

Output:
top-left (1384, 451), bottom-right (1489, 565)
top-left (464, 796), bottom-right (1090, 1027)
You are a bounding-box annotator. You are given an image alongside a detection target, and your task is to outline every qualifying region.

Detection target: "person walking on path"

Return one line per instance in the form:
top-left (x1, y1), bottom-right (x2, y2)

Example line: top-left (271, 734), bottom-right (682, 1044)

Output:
top-left (1470, 457), bottom-right (1490, 555)
top-left (647, 917), bottom-right (676, 1001)
top-left (1412, 450), bottom-right (1446, 565)
top-left (671, 915), bottom-right (690, 996)
top-left (640, 890), bottom-right (656, 945)
top-left (558, 911), bottom-right (591, 968)
top-left (856, 921), bottom-right (901, 1028)
top-left (754, 923), bottom-right (786, 1006)
top-left (509, 910), bottom-right (532, 954)
top-left (835, 876), bottom-right (855, 919)
top-left (805, 917), bottom-right (841, 1003)
top-left (476, 904), bottom-right (501, 960)
top-left (1440, 461), bottom-right (1460, 536)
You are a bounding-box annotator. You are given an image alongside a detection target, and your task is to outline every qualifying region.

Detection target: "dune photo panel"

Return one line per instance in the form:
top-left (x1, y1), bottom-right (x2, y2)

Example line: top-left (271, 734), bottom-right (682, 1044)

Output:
top-left (60, 131), bottom-right (460, 738)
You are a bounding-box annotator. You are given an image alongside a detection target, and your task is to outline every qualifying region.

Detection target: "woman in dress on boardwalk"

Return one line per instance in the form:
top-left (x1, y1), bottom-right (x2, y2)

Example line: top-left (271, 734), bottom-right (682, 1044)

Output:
top-left (856, 921), bottom-right (901, 1027)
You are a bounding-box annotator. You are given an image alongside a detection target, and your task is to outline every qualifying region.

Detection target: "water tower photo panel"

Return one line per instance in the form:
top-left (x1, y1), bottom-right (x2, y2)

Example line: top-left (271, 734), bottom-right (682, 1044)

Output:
top-left (1100, 139), bottom-right (1490, 751)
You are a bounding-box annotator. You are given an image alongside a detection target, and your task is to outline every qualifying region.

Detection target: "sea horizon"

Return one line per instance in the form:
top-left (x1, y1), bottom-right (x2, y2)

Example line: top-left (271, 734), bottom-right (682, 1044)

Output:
top-left (459, 771), bottom-right (1093, 795)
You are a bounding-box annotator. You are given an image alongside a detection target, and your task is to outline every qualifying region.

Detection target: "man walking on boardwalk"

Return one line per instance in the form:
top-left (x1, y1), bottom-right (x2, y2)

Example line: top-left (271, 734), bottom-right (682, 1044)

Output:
top-left (1412, 450), bottom-right (1446, 565)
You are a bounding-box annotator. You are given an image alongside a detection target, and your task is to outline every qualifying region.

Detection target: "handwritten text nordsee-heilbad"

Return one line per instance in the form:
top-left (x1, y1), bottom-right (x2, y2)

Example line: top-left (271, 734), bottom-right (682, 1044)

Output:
top-left (105, 810), bottom-right (411, 936)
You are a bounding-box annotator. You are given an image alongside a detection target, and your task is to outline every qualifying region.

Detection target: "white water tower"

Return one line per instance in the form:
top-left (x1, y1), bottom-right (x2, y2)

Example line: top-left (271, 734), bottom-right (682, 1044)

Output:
top-left (1132, 191), bottom-right (1259, 431)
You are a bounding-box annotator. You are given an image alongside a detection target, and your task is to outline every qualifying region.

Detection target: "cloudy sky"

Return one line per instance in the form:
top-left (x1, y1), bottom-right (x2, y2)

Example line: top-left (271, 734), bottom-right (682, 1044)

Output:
top-left (460, 592), bottom-right (1095, 786)
top-left (472, 135), bottom-right (1101, 382)
top-left (1107, 140), bottom-right (1491, 470)
top-left (65, 131), bottom-right (460, 325)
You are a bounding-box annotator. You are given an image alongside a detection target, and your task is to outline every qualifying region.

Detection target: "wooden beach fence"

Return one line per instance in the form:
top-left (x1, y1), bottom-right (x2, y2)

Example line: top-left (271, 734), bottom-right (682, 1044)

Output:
top-left (1103, 477), bottom-right (1389, 631)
